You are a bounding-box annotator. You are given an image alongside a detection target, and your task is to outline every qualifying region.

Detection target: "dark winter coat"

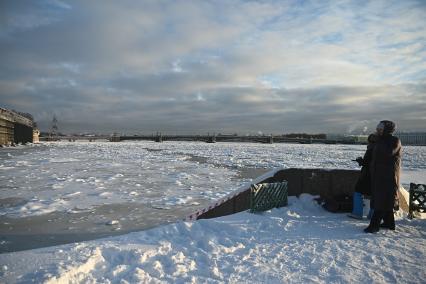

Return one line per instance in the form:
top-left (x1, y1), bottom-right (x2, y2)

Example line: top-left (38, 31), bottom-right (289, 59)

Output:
top-left (355, 143), bottom-right (374, 195)
top-left (370, 134), bottom-right (402, 211)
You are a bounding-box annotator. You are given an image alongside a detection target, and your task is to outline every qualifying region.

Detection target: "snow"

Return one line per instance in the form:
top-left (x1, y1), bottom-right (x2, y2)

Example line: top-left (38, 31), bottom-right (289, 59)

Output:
top-left (0, 194), bottom-right (425, 283)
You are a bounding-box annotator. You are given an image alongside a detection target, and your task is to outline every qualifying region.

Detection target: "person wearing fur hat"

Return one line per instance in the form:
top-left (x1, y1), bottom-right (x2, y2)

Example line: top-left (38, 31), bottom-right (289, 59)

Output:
top-left (364, 120), bottom-right (402, 233)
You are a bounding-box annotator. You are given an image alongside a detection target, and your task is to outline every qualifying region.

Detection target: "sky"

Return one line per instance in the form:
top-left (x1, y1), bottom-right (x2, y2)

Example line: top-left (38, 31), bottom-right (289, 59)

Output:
top-left (0, 0), bottom-right (425, 134)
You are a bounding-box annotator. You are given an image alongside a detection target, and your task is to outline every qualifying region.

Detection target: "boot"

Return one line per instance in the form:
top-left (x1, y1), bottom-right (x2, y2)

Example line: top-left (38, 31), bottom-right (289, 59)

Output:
top-left (379, 223), bottom-right (395, 230)
top-left (348, 192), bottom-right (363, 219)
top-left (364, 226), bottom-right (379, 233)
top-left (380, 211), bottom-right (395, 230)
top-left (364, 210), bottom-right (382, 233)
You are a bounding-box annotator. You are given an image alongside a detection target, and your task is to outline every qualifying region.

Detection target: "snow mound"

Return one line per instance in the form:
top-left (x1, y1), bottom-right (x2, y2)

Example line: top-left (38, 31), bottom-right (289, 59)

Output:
top-left (1, 194), bottom-right (425, 283)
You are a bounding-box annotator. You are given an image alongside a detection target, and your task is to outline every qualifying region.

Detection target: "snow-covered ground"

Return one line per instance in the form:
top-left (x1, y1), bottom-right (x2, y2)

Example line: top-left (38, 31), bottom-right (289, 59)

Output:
top-left (1, 194), bottom-right (425, 283)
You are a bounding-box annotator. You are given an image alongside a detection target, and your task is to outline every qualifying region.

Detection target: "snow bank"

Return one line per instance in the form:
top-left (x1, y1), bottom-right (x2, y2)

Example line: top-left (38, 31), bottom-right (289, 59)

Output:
top-left (1, 194), bottom-right (425, 283)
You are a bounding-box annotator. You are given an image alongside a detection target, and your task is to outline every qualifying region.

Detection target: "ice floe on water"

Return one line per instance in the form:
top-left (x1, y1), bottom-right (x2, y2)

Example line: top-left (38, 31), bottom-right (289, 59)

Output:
top-left (0, 141), bottom-right (425, 219)
top-left (0, 142), bottom-right (241, 219)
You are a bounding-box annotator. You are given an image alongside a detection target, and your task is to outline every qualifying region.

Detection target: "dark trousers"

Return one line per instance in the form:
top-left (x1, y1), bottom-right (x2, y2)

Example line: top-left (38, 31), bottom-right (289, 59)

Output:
top-left (368, 210), bottom-right (395, 229)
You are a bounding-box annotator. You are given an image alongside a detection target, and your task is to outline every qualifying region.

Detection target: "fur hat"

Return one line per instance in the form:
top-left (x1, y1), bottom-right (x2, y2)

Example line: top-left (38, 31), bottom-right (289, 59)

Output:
top-left (378, 120), bottom-right (396, 134)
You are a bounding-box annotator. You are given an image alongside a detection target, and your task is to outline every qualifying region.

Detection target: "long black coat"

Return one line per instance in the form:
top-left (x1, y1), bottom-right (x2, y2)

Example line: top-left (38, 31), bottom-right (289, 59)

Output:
top-left (370, 134), bottom-right (402, 211)
top-left (355, 143), bottom-right (374, 195)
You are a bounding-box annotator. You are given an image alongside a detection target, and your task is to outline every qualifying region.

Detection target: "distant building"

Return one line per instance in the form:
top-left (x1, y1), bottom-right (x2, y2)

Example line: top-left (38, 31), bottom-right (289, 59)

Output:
top-left (326, 134), bottom-right (367, 143)
top-left (350, 135), bottom-right (368, 143)
top-left (327, 133), bottom-right (426, 145)
top-left (0, 108), bottom-right (34, 145)
top-left (396, 132), bottom-right (426, 146)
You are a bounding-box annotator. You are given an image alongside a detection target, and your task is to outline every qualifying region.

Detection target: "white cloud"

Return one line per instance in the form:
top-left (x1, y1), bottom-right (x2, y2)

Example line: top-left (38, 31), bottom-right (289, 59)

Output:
top-left (0, 0), bottom-right (425, 132)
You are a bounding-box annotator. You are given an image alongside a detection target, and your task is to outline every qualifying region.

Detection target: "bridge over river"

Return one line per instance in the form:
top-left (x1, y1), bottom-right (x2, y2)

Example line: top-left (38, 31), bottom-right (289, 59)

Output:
top-left (40, 134), bottom-right (356, 145)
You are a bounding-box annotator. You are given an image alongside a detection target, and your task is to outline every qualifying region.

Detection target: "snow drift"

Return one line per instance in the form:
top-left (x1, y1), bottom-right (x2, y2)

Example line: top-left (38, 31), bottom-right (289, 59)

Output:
top-left (1, 194), bottom-right (425, 283)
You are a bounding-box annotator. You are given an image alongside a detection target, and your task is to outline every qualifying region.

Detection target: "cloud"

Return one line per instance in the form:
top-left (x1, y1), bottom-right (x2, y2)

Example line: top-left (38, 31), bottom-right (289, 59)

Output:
top-left (0, 0), bottom-right (425, 133)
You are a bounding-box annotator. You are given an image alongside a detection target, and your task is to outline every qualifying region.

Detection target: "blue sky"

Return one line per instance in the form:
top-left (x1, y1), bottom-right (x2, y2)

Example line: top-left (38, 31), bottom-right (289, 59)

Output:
top-left (0, 0), bottom-right (425, 134)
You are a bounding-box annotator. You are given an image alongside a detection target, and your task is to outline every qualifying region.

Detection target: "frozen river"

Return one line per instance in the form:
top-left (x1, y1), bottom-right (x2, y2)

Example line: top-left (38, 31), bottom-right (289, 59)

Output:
top-left (1, 141), bottom-right (425, 252)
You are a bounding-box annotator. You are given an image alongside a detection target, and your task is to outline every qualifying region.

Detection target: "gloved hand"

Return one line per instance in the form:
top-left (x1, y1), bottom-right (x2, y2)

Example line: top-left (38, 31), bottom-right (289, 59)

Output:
top-left (355, 157), bottom-right (363, 166)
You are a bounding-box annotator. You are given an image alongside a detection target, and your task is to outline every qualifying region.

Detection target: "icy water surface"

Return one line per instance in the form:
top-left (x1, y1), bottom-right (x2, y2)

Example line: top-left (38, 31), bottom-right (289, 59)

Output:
top-left (1, 141), bottom-right (425, 252)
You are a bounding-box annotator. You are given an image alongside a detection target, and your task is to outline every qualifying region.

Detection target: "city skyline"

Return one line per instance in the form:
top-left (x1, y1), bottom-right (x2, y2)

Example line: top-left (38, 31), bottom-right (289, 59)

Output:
top-left (1, 0), bottom-right (425, 134)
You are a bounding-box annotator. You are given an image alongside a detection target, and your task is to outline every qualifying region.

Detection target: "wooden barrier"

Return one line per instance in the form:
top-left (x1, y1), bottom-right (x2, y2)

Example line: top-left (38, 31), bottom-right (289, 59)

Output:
top-left (190, 168), bottom-right (359, 220)
top-left (409, 183), bottom-right (426, 218)
top-left (250, 182), bottom-right (288, 213)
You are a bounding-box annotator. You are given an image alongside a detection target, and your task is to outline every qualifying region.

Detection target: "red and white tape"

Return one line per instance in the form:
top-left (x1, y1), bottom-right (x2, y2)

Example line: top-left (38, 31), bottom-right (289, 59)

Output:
top-left (184, 168), bottom-right (279, 221)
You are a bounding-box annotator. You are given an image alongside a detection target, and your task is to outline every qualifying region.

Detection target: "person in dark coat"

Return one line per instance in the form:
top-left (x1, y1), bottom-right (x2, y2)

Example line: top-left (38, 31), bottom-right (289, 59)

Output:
top-left (348, 133), bottom-right (377, 219)
top-left (364, 120), bottom-right (402, 233)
